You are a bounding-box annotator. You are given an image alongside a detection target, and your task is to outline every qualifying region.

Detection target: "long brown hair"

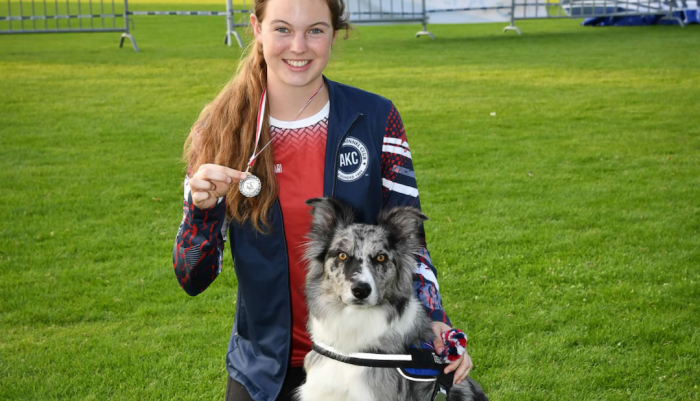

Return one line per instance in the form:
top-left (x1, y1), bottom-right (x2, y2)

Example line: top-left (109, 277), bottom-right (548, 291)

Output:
top-left (183, 0), bottom-right (351, 232)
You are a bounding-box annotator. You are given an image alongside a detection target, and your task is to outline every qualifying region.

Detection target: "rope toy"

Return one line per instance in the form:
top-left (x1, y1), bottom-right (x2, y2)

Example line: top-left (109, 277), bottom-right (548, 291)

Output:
top-left (440, 329), bottom-right (468, 362)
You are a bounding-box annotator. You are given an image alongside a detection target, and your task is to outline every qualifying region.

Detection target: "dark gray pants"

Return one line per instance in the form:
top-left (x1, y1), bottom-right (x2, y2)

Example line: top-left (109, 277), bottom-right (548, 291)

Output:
top-left (225, 368), bottom-right (306, 401)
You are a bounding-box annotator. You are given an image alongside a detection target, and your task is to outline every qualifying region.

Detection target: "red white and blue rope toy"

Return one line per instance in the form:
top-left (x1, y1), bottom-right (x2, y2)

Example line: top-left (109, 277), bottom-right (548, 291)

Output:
top-left (439, 328), bottom-right (468, 362)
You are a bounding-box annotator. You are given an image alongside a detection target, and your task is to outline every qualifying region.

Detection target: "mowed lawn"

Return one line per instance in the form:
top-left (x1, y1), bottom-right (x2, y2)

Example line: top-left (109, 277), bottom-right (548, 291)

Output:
top-left (1, 6), bottom-right (699, 400)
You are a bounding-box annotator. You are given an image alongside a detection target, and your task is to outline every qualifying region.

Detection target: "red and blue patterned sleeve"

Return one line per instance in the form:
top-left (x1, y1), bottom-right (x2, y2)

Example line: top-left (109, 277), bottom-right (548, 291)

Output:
top-left (381, 104), bottom-right (451, 326)
top-left (172, 169), bottom-right (228, 296)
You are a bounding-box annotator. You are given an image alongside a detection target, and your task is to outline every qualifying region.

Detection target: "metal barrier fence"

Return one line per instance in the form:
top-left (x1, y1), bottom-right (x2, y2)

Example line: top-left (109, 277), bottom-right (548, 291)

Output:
top-left (220, 0), bottom-right (434, 46)
top-left (503, 0), bottom-right (690, 32)
top-left (11, 0), bottom-right (685, 50)
top-left (345, 0), bottom-right (433, 38)
top-left (423, 0), bottom-right (691, 33)
top-left (224, 0), bottom-right (247, 48)
top-left (127, 7), bottom-right (241, 48)
top-left (224, 0), bottom-right (434, 42)
top-left (0, 0), bottom-right (138, 50)
top-left (0, 0), bottom-right (245, 51)
top-left (1, 0), bottom-right (431, 52)
top-left (1, 0), bottom-right (694, 53)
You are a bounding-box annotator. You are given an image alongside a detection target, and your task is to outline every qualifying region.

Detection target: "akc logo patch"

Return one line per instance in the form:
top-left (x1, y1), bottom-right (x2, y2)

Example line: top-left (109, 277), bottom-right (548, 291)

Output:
top-left (337, 136), bottom-right (369, 182)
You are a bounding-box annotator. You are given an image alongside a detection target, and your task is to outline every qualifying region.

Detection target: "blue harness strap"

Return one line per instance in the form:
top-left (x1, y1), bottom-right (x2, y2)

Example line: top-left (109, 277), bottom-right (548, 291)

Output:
top-left (400, 342), bottom-right (455, 391)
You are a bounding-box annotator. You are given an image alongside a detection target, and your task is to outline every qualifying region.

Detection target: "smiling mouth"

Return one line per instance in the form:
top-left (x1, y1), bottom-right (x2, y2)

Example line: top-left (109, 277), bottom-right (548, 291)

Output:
top-left (284, 59), bottom-right (311, 68)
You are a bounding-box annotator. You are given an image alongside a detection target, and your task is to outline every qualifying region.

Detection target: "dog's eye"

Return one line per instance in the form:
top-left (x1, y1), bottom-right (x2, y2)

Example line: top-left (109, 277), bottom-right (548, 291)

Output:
top-left (376, 254), bottom-right (386, 263)
top-left (338, 252), bottom-right (348, 261)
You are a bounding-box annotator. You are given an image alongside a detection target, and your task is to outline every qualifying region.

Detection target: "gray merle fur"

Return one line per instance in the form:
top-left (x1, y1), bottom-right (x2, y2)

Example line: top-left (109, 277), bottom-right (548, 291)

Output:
top-left (297, 197), bottom-right (488, 401)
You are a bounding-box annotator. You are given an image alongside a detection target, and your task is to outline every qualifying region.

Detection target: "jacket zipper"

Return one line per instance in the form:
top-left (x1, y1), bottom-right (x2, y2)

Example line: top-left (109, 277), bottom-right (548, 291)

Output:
top-left (331, 113), bottom-right (364, 197)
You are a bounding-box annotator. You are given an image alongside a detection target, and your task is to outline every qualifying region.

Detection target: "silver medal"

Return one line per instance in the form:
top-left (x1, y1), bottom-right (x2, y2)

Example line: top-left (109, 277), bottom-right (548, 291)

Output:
top-left (239, 174), bottom-right (262, 198)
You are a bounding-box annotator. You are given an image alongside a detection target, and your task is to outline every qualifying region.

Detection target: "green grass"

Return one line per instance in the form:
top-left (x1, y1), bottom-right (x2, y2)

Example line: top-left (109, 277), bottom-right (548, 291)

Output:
top-left (1, 9), bottom-right (699, 400)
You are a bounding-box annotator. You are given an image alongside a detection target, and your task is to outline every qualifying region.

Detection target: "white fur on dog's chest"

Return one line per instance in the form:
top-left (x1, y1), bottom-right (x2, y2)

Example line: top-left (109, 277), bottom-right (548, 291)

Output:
top-left (298, 300), bottom-right (422, 401)
top-left (300, 357), bottom-right (374, 401)
top-left (309, 299), bottom-right (420, 353)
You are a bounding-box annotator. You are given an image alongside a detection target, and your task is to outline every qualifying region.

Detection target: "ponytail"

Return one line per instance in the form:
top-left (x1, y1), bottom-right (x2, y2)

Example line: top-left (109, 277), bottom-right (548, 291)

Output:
top-left (183, 40), bottom-right (277, 232)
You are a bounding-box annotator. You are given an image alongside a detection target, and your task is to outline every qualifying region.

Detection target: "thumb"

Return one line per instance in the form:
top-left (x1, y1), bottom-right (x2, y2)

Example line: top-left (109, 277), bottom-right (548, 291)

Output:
top-left (432, 330), bottom-right (445, 355)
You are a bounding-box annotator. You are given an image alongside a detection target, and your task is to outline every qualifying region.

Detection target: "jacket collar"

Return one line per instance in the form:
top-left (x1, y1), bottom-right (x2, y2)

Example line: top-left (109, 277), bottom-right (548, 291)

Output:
top-left (323, 76), bottom-right (363, 197)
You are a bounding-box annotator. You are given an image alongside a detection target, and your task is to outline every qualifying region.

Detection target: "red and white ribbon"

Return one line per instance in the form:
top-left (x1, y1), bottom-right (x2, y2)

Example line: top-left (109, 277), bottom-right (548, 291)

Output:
top-left (247, 86), bottom-right (268, 170)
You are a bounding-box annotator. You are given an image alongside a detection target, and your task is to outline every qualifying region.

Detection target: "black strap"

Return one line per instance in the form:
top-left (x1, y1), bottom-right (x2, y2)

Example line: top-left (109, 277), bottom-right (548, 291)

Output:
top-left (437, 371), bottom-right (455, 391)
top-left (408, 348), bottom-right (447, 370)
top-left (311, 343), bottom-right (413, 368)
top-left (311, 342), bottom-right (455, 391)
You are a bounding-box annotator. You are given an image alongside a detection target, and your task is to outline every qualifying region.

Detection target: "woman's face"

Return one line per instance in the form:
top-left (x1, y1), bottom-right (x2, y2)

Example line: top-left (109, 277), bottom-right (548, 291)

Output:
top-left (251, 0), bottom-right (337, 90)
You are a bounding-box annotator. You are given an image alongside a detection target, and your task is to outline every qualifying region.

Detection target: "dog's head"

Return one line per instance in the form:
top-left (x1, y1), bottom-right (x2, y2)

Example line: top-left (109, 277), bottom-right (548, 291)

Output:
top-left (304, 198), bottom-right (427, 310)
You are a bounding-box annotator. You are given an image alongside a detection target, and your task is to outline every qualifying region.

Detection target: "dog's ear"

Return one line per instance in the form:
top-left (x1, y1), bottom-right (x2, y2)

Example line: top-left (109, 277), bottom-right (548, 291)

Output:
top-left (305, 197), bottom-right (354, 243)
top-left (377, 207), bottom-right (428, 251)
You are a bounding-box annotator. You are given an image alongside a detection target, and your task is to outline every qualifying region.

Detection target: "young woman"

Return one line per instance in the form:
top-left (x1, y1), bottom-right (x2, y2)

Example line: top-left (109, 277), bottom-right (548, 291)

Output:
top-left (172, 0), bottom-right (474, 400)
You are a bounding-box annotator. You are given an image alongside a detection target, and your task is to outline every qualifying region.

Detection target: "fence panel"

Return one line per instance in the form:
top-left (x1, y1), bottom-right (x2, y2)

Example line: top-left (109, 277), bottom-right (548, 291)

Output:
top-left (421, 0), bottom-right (695, 31)
top-left (1, 0), bottom-right (431, 50)
top-left (348, 0), bottom-right (426, 23)
top-left (0, 0), bottom-right (137, 50)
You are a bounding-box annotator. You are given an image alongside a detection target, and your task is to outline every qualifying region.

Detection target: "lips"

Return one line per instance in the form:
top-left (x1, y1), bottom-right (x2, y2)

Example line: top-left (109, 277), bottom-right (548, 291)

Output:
top-left (285, 59), bottom-right (310, 67)
top-left (284, 59), bottom-right (312, 71)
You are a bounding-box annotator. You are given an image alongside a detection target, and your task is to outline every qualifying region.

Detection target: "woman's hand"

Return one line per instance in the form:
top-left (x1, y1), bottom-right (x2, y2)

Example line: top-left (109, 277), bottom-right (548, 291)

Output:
top-left (189, 164), bottom-right (249, 210)
top-left (431, 321), bottom-right (473, 385)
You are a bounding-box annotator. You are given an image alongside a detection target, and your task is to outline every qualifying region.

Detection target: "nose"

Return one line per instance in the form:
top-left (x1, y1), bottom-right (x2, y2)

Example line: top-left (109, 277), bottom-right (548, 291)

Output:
top-left (351, 282), bottom-right (372, 300)
top-left (290, 32), bottom-right (308, 54)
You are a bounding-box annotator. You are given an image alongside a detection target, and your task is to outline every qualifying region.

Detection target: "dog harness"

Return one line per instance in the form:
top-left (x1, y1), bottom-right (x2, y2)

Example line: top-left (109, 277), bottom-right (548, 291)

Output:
top-left (311, 329), bottom-right (467, 401)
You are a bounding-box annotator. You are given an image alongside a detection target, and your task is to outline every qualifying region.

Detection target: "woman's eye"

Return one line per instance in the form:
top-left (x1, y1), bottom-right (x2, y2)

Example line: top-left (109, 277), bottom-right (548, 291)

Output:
top-left (276, 27), bottom-right (290, 33)
top-left (376, 254), bottom-right (386, 263)
top-left (310, 28), bottom-right (323, 34)
top-left (338, 252), bottom-right (348, 261)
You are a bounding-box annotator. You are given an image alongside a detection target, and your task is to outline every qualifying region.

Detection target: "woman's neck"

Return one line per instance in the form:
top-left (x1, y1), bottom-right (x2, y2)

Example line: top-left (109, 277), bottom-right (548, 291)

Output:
top-left (266, 75), bottom-right (329, 122)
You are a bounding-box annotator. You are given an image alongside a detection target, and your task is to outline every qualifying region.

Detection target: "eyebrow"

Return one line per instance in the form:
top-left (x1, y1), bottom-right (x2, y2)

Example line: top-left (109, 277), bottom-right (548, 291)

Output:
top-left (270, 19), bottom-right (332, 28)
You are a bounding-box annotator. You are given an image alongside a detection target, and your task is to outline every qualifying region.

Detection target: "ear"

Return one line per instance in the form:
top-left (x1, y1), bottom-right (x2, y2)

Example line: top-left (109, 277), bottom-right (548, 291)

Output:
top-left (305, 197), bottom-right (354, 262)
top-left (377, 207), bottom-right (428, 252)
top-left (306, 197), bottom-right (354, 234)
top-left (250, 13), bottom-right (262, 45)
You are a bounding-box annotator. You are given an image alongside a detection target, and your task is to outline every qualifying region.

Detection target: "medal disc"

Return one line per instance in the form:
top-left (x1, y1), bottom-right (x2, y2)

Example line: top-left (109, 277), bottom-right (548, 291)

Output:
top-left (239, 175), bottom-right (262, 198)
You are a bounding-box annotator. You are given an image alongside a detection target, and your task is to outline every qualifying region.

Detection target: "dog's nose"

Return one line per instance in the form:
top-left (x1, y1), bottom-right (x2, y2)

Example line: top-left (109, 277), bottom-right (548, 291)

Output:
top-left (351, 282), bottom-right (372, 300)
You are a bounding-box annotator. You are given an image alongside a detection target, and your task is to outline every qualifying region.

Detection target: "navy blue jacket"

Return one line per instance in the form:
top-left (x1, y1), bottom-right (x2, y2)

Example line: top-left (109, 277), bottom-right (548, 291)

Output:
top-left (173, 76), bottom-right (450, 401)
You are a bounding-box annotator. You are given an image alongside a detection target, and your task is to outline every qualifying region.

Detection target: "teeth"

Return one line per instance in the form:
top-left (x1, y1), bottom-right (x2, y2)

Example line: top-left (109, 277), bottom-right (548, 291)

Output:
top-left (286, 60), bottom-right (309, 67)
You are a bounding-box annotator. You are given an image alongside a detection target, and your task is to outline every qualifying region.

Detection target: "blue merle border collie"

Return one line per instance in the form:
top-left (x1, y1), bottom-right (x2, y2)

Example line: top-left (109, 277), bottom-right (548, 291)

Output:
top-left (296, 198), bottom-right (488, 401)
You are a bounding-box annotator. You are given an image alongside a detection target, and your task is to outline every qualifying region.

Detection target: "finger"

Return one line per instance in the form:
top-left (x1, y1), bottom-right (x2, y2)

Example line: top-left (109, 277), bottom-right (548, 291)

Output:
top-left (191, 190), bottom-right (211, 203)
top-left (453, 359), bottom-right (469, 385)
top-left (209, 180), bottom-right (222, 195)
top-left (196, 169), bottom-right (233, 185)
top-left (430, 322), bottom-right (451, 355)
top-left (444, 357), bottom-right (461, 374)
top-left (210, 179), bottom-right (230, 197)
top-left (200, 164), bottom-right (248, 181)
top-left (189, 177), bottom-right (220, 192)
top-left (455, 356), bottom-right (473, 385)
top-left (433, 336), bottom-right (445, 355)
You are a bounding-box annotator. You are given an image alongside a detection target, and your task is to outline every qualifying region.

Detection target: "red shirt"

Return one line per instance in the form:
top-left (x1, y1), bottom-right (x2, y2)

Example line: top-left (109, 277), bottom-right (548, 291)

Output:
top-left (270, 102), bottom-right (329, 367)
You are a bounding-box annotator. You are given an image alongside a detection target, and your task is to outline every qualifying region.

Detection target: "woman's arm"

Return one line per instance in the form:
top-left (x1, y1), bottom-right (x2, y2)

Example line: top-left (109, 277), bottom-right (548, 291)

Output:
top-left (172, 169), bottom-right (228, 296)
top-left (380, 104), bottom-right (451, 326)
